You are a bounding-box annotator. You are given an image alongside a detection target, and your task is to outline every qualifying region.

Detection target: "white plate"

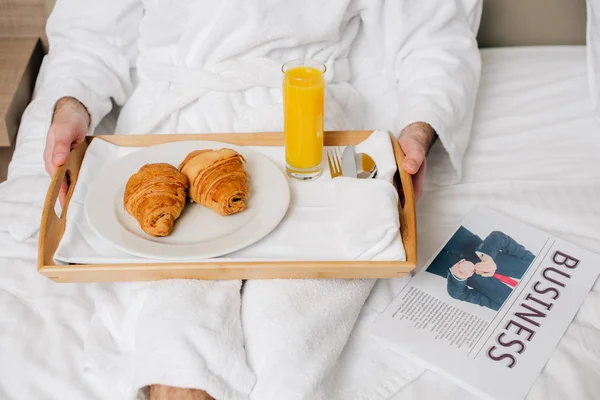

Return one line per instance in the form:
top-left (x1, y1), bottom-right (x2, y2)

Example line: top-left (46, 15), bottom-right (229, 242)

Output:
top-left (84, 140), bottom-right (291, 260)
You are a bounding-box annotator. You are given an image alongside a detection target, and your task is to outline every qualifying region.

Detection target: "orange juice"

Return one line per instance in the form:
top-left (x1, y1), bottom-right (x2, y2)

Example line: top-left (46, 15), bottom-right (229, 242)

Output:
top-left (282, 60), bottom-right (325, 180)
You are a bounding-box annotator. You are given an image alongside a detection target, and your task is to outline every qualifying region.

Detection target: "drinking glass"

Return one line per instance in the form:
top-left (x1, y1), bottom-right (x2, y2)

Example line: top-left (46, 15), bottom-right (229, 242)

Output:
top-left (282, 59), bottom-right (326, 180)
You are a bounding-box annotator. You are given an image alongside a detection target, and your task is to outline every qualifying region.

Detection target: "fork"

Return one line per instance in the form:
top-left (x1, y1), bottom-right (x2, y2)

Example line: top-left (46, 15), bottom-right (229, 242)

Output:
top-left (326, 147), bottom-right (343, 178)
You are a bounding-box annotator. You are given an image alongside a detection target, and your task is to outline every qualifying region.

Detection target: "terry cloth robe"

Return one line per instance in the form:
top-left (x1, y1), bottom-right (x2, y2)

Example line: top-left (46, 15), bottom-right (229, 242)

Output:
top-left (12, 0), bottom-right (482, 399)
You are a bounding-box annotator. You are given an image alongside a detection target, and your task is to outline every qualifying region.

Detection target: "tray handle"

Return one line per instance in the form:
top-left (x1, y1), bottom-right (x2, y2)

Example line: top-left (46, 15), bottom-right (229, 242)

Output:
top-left (38, 139), bottom-right (88, 270)
top-left (389, 132), bottom-right (417, 265)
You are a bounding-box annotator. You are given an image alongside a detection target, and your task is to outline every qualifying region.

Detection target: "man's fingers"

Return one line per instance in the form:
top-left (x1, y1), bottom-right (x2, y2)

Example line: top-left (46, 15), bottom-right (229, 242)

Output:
top-left (397, 125), bottom-right (435, 203)
top-left (72, 133), bottom-right (85, 148)
top-left (44, 102), bottom-right (88, 180)
top-left (475, 263), bottom-right (495, 278)
top-left (399, 137), bottom-right (426, 175)
top-left (52, 136), bottom-right (71, 167)
top-left (45, 161), bottom-right (55, 176)
top-left (59, 178), bottom-right (68, 208)
top-left (403, 152), bottom-right (424, 175)
top-left (44, 133), bottom-right (56, 175)
top-left (412, 161), bottom-right (426, 201)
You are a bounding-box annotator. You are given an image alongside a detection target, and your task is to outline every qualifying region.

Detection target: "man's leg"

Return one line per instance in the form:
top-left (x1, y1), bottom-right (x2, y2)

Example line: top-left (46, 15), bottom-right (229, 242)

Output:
top-left (149, 384), bottom-right (214, 400)
top-left (132, 280), bottom-right (255, 398)
top-left (241, 278), bottom-right (376, 398)
top-left (85, 279), bottom-right (256, 399)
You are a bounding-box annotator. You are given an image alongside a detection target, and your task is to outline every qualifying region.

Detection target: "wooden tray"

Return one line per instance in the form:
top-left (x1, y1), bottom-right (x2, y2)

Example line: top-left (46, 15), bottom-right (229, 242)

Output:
top-left (38, 130), bottom-right (417, 283)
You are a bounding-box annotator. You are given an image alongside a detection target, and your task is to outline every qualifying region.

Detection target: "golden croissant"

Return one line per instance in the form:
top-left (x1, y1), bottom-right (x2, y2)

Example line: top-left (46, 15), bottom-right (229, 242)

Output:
top-left (123, 163), bottom-right (189, 237)
top-left (178, 148), bottom-right (249, 216)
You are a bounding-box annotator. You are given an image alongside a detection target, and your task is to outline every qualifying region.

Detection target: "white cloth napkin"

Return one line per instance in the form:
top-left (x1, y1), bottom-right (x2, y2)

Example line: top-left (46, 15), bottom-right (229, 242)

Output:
top-left (54, 130), bottom-right (405, 264)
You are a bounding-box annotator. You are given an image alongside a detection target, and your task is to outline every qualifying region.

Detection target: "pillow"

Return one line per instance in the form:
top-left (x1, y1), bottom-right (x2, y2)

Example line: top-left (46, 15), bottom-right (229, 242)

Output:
top-left (587, 0), bottom-right (600, 118)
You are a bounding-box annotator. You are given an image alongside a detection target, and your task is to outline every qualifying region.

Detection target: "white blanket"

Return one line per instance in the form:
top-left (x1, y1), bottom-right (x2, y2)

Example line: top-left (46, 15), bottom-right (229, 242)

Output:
top-left (390, 46), bottom-right (600, 399)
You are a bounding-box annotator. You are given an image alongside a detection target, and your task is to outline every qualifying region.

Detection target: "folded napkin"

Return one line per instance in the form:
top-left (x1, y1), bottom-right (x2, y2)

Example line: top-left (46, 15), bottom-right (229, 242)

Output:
top-left (54, 130), bottom-right (405, 264)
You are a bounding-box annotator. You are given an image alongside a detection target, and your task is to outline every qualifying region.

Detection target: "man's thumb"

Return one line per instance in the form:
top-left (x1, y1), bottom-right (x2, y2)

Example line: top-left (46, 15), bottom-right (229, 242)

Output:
top-left (400, 139), bottom-right (425, 174)
top-left (52, 138), bottom-right (71, 166)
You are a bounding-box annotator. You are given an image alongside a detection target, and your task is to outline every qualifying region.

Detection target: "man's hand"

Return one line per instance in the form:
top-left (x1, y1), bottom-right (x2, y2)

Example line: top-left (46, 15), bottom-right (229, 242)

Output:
top-left (43, 96), bottom-right (90, 206)
top-left (397, 122), bottom-right (437, 201)
top-left (450, 259), bottom-right (475, 280)
top-left (474, 253), bottom-right (497, 277)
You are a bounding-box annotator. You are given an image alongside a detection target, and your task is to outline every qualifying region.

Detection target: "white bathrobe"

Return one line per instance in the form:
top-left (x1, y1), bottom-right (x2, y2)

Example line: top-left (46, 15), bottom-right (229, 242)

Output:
top-left (12, 0), bottom-right (482, 399)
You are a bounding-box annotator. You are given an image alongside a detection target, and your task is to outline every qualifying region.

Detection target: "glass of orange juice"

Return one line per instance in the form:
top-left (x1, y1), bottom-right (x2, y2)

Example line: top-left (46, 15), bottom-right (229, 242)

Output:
top-left (282, 59), bottom-right (326, 180)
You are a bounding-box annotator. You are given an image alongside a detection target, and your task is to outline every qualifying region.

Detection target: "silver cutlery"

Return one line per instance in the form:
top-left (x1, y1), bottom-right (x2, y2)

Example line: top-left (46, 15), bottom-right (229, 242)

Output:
top-left (327, 146), bottom-right (377, 179)
top-left (327, 147), bottom-right (344, 178)
top-left (355, 152), bottom-right (377, 179)
top-left (341, 145), bottom-right (358, 178)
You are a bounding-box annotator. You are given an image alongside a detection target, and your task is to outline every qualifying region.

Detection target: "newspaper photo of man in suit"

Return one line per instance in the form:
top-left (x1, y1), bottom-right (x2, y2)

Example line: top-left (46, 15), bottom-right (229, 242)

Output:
top-left (426, 226), bottom-right (536, 311)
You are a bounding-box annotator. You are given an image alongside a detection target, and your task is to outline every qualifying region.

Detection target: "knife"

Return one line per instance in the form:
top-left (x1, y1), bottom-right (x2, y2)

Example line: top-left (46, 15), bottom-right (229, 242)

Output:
top-left (341, 145), bottom-right (358, 178)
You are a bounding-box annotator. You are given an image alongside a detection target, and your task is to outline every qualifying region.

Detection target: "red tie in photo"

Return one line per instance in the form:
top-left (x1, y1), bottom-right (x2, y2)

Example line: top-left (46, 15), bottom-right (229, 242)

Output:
top-left (494, 273), bottom-right (518, 288)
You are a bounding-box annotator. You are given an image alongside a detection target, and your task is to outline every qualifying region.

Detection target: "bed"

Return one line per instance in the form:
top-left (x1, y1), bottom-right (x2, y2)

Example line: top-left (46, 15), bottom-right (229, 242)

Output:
top-left (390, 45), bottom-right (600, 399)
top-left (1, 37), bottom-right (599, 400)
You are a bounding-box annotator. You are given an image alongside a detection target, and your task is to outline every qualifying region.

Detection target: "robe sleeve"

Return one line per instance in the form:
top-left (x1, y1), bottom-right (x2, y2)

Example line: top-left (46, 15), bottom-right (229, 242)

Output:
top-left (26, 0), bottom-right (143, 134)
top-left (394, 1), bottom-right (481, 185)
top-left (10, 0), bottom-right (143, 178)
top-left (477, 231), bottom-right (536, 261)
top-left (356, 0), bottom-right (482, 185)
top-left (43, 0), bottom-right (144, 130)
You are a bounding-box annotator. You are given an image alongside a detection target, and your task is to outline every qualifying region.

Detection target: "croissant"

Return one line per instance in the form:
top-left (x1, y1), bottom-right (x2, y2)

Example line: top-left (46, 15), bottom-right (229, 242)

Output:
top-left (178, 148), bottom-right (249, 216)
top-left (123, 163), bottom-right (188, 237)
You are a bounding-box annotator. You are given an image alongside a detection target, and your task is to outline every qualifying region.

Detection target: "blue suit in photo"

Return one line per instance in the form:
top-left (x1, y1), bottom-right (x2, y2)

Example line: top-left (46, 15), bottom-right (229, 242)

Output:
top-left (426, 226), bottom-right (535, 311)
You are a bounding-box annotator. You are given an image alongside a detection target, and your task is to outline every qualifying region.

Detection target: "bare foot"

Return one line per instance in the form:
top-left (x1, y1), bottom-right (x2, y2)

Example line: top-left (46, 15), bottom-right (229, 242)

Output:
top-left (149, 384), bottom-right (215, 400)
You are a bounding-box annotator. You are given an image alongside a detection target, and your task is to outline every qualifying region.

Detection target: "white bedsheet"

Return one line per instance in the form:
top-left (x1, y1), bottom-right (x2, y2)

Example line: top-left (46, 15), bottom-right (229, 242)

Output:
top-left (1, 46), bottom-right (599, 399)
top-left (391, 46), bottom-right (600, 399)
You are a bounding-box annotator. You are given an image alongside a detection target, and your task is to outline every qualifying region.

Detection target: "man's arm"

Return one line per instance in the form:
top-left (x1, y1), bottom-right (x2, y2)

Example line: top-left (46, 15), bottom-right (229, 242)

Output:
top-left (25, 0), bottom-right (143, 202)
top-left (360, 0), bottom-right (482, 192)
top-left (397, 0), bottom-right (481, 186)
top-left (42, 0), bottom-right (143, 130)
top-left (12, 1), bottom-right (142, 180)
top-left (477, 231), bottom-right (535, 261)
top-left (447, 271), bottom-right (501, 311)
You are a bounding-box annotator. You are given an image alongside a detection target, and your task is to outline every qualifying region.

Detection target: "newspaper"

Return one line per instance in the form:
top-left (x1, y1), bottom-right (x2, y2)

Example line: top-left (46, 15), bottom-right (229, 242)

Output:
top-left (370, 205), bottom-right (600, 400)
